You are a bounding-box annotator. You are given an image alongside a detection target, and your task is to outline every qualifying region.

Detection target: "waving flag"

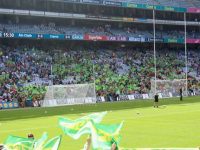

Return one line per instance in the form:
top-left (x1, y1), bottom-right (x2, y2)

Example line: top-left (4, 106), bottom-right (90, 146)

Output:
top-left (78, 111), bottom-right (107, 123)
top-left (4, 135), bottom-right (34, 150)
top-left (59, 112), bottom-right (123, 149)
top-left (90, 121), bottom-right (123, 149)
top-left (34, 132), bottom-right (48, 150)
top-left (58, 111), bottom-right (107, 139)
top-left (43, 135), bottom-right (62, 150)
top-left (59, 117), bottom-right (90, 139)
top-left (80, 121), bottom-right (123, 150)
top-left (4, 133), bottom-right (61, 150)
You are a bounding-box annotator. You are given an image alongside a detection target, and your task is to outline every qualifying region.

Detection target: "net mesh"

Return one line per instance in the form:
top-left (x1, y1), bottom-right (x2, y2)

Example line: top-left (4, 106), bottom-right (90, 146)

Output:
top-left (41, 83), bottom-right (96, 107)
top-left (151, 79), bottom-right (187, 98)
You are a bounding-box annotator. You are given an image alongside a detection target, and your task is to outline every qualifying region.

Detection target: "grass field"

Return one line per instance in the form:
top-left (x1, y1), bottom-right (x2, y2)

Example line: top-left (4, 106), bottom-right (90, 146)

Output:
top-left (0, 96), bottom-right (200, 149)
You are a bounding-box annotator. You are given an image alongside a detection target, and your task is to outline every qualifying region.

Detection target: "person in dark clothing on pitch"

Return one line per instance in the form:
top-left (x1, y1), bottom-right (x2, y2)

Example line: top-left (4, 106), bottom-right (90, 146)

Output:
top-left (154, 93), bottom-right (159, 108)
top-left (180, 88), bottom-right (183, 101)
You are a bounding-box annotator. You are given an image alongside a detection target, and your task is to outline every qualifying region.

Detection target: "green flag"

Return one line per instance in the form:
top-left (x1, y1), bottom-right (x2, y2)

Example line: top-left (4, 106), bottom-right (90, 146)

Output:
top-left (80, 111), bottom-right (107, 123)
top-left (4, 133), bottom-right (61, 150)
top-left (60, 119), bottom-right (123, 149)
top-left (34, 132), bottom-right (48, 150)
top-left (4, 135), bottom-right (34, 150)
top-left (43, 135), bottom-right (62, 150)
top-left (59, 118), bottom-right (91, 139)
top-left (59, 112), bottom-right (123, 149)
top-left (89, 121), bottom-right (123, 149)
top-left (59, 112), bottom-right (107, 139)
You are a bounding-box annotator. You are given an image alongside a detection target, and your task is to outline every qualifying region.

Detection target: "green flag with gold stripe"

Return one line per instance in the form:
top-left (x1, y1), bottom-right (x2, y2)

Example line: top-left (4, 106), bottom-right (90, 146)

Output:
top-left (59, 112), bottom-right (123, 149)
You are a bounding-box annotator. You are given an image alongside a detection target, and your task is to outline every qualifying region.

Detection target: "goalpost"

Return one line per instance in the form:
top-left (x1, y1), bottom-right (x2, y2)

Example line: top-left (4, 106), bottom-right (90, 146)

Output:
top-left (40, 51), bottom-right (97, 107)
top-left (150, 79), bottom-right (187, 98)
top-left (151, 7), bottom-right (188, 99)
top-left (41, 83), bottom-right (96, 107)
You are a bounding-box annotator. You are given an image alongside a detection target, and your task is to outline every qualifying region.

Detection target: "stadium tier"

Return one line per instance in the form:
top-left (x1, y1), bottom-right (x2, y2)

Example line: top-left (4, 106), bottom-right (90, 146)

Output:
top-left (1, 23), bottom-right (200, 39)
top-left (1, 0), bottom-right (200, 8)
top-left (0, 0), bottom-right (200, 109)
top-left (1, 0), bottom-right (200, 150)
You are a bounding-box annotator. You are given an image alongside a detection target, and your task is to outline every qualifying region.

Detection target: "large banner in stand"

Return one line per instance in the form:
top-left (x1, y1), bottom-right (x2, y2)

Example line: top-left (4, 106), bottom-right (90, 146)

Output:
top-left (2, 32), bottom-right (200, 44)
top-left (0, 32), bottom-right (3, 38)
top-left (187, 7), bottom-right (200, 13)
top-left (82, 0), bottom-right (100, 4)
top-left (187, 38), bottom-right (200, 44)
top-left (104, 1), bottom-right (122, 6)
top-left (0, 102), bottom-right (19, 109)
top-left (71, 34), bottom-right (84, 40)
top-left (84, 34), bottom-right (107, 41)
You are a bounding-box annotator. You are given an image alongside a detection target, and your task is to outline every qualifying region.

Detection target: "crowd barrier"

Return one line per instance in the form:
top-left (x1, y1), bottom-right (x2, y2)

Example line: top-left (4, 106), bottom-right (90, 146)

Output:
top-left (0, 92), bottom-right (199, 109)
top-left (97, 91), bottom-right (200, 102)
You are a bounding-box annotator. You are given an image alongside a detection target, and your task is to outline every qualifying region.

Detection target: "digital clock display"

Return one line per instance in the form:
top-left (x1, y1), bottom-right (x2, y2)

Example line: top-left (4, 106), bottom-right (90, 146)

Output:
top-left (3, 33), bottom-right (14, 38)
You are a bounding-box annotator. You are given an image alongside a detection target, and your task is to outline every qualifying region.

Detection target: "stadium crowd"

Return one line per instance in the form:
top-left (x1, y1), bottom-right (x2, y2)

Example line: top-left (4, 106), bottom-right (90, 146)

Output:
top-left (0, 46), bottom-right (48, 107)
top-left (0, 44), bottom-right (199, 106)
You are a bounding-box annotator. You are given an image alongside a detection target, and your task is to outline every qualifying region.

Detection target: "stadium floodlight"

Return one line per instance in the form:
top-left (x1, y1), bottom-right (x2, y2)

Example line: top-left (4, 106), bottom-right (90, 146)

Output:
top-left (150, 79), bottom-right (187, 98)
top-left (41, 83), bottom-right (96, 107)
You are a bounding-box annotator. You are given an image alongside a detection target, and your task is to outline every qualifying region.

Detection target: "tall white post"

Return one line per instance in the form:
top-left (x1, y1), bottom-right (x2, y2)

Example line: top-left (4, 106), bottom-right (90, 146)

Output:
top-left (92, 62), bottom-right (97, 101)
top-left (51, 56), bottom-right (54, 99)
top-left (153, 8), bottom-right (157, 94)
top-left (184, 12), bottom-right (188, 96)
top-left (51, 56), bottom-right (53, 85)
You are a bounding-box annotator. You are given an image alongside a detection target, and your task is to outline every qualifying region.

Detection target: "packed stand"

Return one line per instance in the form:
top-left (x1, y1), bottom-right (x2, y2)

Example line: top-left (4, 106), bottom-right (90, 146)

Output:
top-left (0, 46), bottom-right (50, 107)
top-left (0, 45), bottom-right (200, 106)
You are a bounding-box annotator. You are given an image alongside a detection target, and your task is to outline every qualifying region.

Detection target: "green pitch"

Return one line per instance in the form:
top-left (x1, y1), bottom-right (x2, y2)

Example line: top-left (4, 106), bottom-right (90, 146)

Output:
top-left (0, 96), bottom-right (200, 149)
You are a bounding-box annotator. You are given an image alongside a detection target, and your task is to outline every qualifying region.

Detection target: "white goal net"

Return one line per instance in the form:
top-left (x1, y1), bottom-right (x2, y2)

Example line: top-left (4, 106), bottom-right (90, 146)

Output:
top-left (150, 79), bottom-right (187, 98)
top-left (41, 83), bottom-right (96, 107)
